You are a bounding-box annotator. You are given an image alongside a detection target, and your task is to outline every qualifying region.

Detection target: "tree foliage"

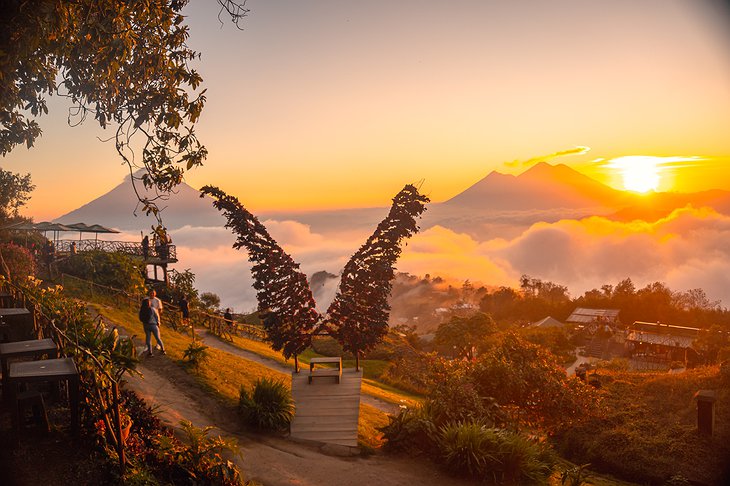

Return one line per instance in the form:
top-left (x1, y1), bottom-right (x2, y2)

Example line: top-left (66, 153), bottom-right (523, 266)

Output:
top-left (168, 268), bottom-right (199, 307)
top-left (472, 333), bottom-right (598, 432)
top-left (433, 312), bottom-right (497, 360)
top-left (57, 250), bottom-right (144, 293)
top-left (0, 242), bottom-right (35, 280)
top-left (0, 168), bottom-right (34, 222)
top-left (326, 184), bottom-right (429, 359)
top-left (200, 185), bottom-right (319, 359)
top-left (0, 1), bottom-right (249, 215)
top-left (201, 184), bottom-right (428, 362)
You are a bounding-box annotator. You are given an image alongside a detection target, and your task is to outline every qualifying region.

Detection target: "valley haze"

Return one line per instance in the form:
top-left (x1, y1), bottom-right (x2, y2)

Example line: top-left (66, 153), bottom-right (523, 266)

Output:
top-left (55, 163), bottom-right (730, 319)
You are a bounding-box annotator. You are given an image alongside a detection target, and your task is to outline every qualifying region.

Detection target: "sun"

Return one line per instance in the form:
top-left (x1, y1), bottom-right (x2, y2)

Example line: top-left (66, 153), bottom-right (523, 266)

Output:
top-left (606, 156), bottom-right (661, 193)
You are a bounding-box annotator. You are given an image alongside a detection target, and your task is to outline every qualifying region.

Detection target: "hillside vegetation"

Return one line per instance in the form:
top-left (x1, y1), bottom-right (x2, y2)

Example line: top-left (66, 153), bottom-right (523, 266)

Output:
top-left (554, 364), bottom-right (730, 485)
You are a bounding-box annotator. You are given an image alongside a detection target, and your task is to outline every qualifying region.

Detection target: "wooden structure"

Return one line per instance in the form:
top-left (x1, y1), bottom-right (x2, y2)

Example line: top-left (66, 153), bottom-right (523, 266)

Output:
top-left (567, 307), bottom-right (621, 329)
top-left (695, 390), bottom-right (717, 436)
top-left (290, 366), bottom-right (362, 448)
top-left (0, 307), bottom-right (34, 342)
top-left (8, 357), bottom-right (80, 441)
top-left (625, 321), bottom-right (700, 366)
top-left (308, 357), bottom-right (342, 384)
top-left (0, 338), bottom-right (58, 401)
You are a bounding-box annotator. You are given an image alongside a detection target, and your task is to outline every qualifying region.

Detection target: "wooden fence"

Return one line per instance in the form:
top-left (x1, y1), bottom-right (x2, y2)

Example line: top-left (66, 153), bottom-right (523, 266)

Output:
top-left (59, 273), bottom-right (267, 342)
top-left (55, 239), bottom-right (177, 261)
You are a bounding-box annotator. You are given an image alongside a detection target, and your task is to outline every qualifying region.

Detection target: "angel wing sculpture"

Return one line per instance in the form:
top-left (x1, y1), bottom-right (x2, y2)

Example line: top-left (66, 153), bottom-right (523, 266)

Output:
top-left (200, 184), bottom-right (429, 370)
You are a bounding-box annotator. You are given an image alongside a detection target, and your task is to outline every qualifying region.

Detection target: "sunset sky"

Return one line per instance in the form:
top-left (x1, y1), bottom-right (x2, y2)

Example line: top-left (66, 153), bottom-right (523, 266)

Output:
top-left (3, 0), bottom-right (730, 220)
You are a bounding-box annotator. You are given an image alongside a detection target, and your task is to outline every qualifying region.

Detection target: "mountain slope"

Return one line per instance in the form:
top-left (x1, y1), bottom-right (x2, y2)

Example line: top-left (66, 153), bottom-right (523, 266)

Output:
top-left (443, 162), bottom-right (629, 211)
top-left (55, 173), bottom-right (225, 231)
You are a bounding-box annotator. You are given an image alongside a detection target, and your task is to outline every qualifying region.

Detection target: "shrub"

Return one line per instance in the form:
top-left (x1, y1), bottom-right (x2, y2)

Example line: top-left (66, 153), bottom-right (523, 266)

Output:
top-left (380, 352), bottom-right (437, 395)
top-left (156, 420), bottom-right (243, 485)
top-left (438, 421), bottom-right (499, 479)
top-left (57, 251), bottom-right (144, 293)
top-left (472, 333), bottom-right (598, 432)
top-left (183, 342), bottom-right (209, 370)
top-left (438, 422), bottom-right (554, 484)
top-left (311, 336), bottom-right (350, 358)
top-left (238, 377), bottom-right (294, 431)
top-left (0, 242), bottom-right (35, 279)
top-left (379, 404), bottom-right (439, 455)
top-left (429, 358), bottom-right (505, 428)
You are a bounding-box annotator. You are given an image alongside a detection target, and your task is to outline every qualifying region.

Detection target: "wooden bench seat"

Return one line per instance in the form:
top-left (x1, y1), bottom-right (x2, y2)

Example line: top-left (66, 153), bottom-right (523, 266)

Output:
top-left (308, 357), bottom-right (342, 384)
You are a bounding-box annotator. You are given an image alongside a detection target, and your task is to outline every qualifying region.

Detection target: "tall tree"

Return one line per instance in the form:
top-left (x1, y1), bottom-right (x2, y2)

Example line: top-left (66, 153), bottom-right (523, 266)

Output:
top-left (1, 1), bottom-right (248, 214)
top-left (326, 184), bottom-right (429, 369)
top-left (434, 312), bottom-right (497, 360)
top-left (0, 168), bottom-right (34, 223)
top-left (200, 185), bottom-right (319, 367)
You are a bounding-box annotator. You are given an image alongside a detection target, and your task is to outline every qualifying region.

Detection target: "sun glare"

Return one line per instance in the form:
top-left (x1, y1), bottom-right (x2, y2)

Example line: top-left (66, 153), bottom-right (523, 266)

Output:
top-left (606, 156), bottom-right (661, 193)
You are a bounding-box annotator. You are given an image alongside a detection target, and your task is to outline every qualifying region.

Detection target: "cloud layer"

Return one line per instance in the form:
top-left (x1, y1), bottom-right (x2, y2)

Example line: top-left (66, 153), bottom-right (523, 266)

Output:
top-left (115, 205), bottom-right (730, 312)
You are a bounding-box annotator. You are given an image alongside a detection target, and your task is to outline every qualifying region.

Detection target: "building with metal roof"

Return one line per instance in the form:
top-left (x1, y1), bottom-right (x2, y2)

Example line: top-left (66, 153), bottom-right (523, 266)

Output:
top-left (566, 307), bottom-right (621, 325)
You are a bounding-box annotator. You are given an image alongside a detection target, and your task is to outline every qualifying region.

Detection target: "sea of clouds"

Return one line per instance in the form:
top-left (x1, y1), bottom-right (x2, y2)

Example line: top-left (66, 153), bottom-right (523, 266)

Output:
top-left (113, 204), bottom-right (730, 313)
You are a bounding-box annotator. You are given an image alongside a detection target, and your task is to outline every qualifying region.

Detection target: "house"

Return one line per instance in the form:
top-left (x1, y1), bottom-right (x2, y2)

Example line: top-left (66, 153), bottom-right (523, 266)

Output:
top-left (529, 316), bottom-right (565, 329)
top-left (567, 307), bottom-right (621, 330)
top-left (625, 321), bottom-right (701, 365)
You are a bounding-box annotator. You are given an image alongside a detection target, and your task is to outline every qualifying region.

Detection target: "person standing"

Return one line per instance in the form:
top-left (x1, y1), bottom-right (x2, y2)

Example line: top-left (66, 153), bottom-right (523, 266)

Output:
top-left (224, 308), bottom-right (234, 331)
top-left (140, 293), bottom-right (165, 356)
top-left (141, 234), bottom-right (149, 259)
top-left (179, 295), bottom-right (190, 325)
top-left (148, 288), bottom-right (163, 321)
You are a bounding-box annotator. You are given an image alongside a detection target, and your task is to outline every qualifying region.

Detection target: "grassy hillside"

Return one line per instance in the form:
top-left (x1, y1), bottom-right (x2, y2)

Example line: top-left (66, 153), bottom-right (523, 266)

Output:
top-left (90, 301), bottom-right (392, 449)
top-left (554, 364), bottom-right (730, 484)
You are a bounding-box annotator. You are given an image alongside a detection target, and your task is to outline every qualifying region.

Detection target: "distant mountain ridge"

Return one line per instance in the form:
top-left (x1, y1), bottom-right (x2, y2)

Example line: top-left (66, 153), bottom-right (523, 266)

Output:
top-left (55, 172), bottom-right (225, 231)
top-left (55, 163), bottom-right (730, 236)
top-left (443, 162), bottom-right (630, 211)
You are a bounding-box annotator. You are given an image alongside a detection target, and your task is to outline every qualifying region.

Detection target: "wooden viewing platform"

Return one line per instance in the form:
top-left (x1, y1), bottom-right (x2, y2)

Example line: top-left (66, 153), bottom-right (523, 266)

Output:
top-left (54, 239), bottom-right (177, 264)
top-left (289, 367), bottom-right (363, 448)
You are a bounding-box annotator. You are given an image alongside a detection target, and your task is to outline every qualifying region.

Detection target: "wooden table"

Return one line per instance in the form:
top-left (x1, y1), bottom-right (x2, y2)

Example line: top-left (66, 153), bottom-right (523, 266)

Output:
top-left (0, 292), bottom-right (13, 308)
top-left (308, 357), bottom-right (342, 384)
top-left (9, 357), bottom-right (80, 440)
top-left (0, 308), bottom-right (34, 342)
top-left (0, 338), bottom-right (58, 401)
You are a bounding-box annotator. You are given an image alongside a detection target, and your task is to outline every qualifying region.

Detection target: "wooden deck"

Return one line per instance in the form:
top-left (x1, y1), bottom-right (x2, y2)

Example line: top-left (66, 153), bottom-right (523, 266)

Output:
top-left (289, 367), bottom-right (363, 447)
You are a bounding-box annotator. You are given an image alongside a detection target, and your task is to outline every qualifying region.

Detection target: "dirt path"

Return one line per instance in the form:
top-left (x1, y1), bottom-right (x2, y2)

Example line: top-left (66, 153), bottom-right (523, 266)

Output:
top-left (93, 309), bottom-right (472, 486)
top-left (194, 329), bottom-right (399, 415)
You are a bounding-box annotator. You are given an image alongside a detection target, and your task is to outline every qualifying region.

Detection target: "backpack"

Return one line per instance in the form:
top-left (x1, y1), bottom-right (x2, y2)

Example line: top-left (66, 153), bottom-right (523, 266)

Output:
top-left (139, 299), bottom-right (152, 324)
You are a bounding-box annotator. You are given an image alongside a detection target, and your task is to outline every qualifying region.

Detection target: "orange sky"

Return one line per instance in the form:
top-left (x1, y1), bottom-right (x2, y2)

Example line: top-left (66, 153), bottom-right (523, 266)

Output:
top-left (3, 0), bottom-right (730, 220)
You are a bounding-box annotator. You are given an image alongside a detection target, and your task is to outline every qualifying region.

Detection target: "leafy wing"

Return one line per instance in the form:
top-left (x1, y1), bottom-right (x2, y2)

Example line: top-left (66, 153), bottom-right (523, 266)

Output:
top-left (200, 186), bottom-right (319, 358)
top-left (326, 184), bottom-right (429, 355)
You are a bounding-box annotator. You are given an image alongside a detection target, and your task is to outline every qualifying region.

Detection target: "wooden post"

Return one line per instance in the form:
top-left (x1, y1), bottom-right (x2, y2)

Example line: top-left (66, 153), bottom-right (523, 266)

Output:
top-left (695, 390), bottom-right (716, 436)
top-left (355, 350), bottom-right (360, 372)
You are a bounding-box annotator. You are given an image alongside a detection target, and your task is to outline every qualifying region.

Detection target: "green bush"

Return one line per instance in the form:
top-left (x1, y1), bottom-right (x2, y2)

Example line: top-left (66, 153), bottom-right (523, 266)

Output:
top-left (439, 421), bottom-right (499, 479)
top-left (0, 242), bottom-right (35, 280)
top-left (311, 336), bottom-right (350, 358)
top-left (58, 251), bottom-right (144, 293)
top-left (379, 404), bottom-right (439, 455)
top-left (438, 422), bottom-right (554, 484)
top-left (238, 377), bottom-right (294, 431)
top-left (183, 342), bottom-right (209, 370)
top-left (156, 420), bottom-right (243, 485)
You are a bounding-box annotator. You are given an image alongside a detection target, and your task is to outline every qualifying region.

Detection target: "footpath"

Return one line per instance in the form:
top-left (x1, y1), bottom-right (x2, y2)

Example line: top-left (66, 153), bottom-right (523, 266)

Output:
top-left (92, 308), bottom-right (470, 486)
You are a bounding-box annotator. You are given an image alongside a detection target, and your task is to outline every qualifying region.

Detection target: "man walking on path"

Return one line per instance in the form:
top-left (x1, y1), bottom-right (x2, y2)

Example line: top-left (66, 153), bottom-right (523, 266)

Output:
top-left (140, 289), bottom-right (165, 356)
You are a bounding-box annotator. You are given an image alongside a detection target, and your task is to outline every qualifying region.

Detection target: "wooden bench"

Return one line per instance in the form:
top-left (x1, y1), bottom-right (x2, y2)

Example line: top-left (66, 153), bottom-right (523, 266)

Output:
top-left (308, 357), bottom-right (342, 384)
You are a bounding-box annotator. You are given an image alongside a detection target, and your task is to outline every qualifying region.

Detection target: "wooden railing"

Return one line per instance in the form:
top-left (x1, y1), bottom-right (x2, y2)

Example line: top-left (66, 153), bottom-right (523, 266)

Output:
top-left (58, 273), bottom-right (267, 342)
top-left (55, 239), bottom-right (177, 261)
